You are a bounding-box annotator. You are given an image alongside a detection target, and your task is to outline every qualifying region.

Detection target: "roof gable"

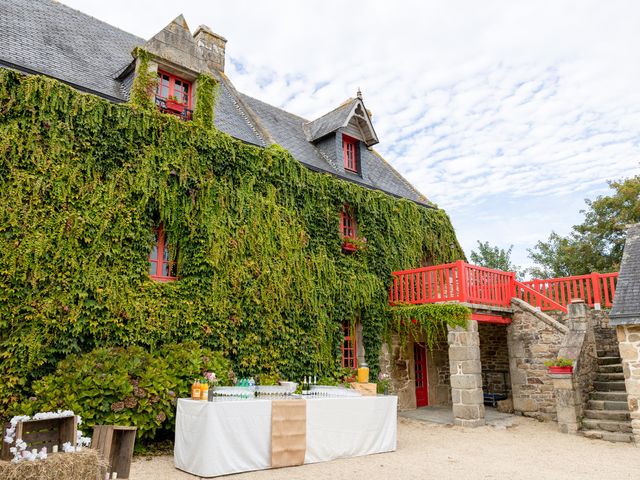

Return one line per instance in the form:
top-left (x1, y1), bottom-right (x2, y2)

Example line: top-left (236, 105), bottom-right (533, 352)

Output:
top-left (610, 224), bottom-right (640, 325)
top-left (306, 94), bottom-right (379, 146)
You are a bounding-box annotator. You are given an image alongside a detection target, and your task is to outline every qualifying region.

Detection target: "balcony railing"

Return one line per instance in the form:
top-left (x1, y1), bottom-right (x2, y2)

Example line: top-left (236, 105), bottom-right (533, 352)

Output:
top-left (390, 261), bottom-right (618, 313)
top-left (155, 96), bottom-right (193, 121)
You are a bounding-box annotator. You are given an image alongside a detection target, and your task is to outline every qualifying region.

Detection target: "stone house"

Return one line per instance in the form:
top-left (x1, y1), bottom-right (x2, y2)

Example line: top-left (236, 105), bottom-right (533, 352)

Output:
top-left (0, 0), bottom-right (633, 445)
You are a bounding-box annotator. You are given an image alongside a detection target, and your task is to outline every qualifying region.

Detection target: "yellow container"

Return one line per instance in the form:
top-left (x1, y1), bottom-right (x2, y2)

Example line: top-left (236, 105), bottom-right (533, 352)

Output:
top-left (357, 363), bottom-right (369, 383)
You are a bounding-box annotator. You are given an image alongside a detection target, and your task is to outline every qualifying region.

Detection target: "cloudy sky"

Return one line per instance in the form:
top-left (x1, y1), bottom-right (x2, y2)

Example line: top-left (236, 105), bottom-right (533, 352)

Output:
top-left (61, 0), bottom-right (640, 272)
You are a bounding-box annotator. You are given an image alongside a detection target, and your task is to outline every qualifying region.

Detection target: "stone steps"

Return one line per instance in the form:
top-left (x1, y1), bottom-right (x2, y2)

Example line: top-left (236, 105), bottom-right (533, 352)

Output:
top-left (590, 391), bottom-right (628, 401)
top-left (597, 372), bottom-right (626, 381)
top-left (598, 363), bottom-right (623, 373)
top-left (580, 429), bottom-right (634, 443)
top-left (583, 409), bottom-right (630, 421)
top-left (588, 399), bottom-right (629, 411)
top-left (593, 380), bottom-right (627, 391)
top-left (582, 418), bottom-right (632, 433)
top-left (579, 350), bottom-right (631, 443)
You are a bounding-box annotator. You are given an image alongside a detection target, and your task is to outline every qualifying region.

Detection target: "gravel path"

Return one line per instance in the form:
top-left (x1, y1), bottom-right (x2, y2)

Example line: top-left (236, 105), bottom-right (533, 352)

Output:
top-left (130, 416), bottom-right (637, 480)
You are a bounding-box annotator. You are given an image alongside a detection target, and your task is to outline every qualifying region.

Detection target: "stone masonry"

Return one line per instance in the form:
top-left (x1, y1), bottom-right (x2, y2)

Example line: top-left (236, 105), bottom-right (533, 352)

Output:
top-left (617, 325), bottom-right (640, 443)
top-left (448, 320), bottom-right (485, 427)
top-left (507, 299), bottom-right (566, 420)
top-left (479, 323), bottom-right (511, 396)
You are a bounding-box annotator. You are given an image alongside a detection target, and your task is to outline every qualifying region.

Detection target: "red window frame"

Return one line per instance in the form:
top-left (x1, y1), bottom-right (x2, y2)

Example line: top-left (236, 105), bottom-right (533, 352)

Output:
top-left (156, 70), bottom-right (192, 109)
top-left (340, 206), bottom-right (357, 240)
top-left (342, 135), bottom-right (358, 173)
top-left (149, 224), bottom-right (177, 282)
top-left (341, 320), bottom-right (357, 369)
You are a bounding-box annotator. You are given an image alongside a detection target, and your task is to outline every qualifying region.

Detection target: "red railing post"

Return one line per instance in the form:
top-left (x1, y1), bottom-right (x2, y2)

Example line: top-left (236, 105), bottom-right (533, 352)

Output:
top-left (456, 260), bottom-right (468, 303)
top-left (591, 272), bottom-right (602, 309)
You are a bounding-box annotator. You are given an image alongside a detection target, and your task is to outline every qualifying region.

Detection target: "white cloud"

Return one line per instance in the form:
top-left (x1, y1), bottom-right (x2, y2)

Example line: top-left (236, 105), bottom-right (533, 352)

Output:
top-left (60, 0), bottom-right (640, 267)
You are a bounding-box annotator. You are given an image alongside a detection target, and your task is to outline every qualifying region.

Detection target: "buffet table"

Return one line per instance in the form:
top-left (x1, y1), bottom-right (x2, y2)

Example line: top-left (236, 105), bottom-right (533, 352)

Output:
top-left (174, 396), bottom-right (398, 477)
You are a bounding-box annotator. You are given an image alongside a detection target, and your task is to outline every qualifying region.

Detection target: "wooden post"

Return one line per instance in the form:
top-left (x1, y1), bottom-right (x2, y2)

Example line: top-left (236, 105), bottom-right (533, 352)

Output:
top-left (591, 272), bottom-right (602, 310)
top-left (456, 260), bottom-right (468, 303)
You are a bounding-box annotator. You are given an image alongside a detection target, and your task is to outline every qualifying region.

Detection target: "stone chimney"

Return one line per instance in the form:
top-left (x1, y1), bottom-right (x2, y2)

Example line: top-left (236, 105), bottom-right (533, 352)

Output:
top-left (194, 25), bottom-right (227, 72)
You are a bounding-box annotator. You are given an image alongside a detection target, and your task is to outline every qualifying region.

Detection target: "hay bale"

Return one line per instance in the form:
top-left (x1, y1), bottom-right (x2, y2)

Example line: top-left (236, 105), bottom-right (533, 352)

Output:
top-left (0, 449), bottom-right (108, 480)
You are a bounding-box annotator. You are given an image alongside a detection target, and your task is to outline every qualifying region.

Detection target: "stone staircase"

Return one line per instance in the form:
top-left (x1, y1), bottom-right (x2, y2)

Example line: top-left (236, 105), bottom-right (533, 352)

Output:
top-left (581, 349), bottom-right (632, 443)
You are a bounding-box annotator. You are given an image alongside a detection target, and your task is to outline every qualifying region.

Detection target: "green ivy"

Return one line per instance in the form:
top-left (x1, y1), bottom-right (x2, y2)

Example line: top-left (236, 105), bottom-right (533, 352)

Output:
top-left (129, 48), bottom-right (157, 111)
top-left (0, 69), bottom-right (465, 418)
top-left (388, 303), bottom-right (470, 350)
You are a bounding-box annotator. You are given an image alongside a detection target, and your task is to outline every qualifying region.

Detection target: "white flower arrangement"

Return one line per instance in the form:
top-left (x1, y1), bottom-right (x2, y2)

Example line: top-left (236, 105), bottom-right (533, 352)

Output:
top-left (4, 410), bottom-right (88, 463)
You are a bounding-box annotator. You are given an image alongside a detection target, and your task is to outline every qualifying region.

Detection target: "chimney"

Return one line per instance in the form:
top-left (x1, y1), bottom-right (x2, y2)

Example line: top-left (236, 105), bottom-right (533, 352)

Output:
top-left (194, 25), bottom-right (227, 72)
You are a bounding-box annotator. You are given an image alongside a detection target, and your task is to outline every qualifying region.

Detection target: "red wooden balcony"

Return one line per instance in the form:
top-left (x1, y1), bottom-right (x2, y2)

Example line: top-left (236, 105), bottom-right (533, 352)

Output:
top-left (390, 260), bottom-right (618, 314)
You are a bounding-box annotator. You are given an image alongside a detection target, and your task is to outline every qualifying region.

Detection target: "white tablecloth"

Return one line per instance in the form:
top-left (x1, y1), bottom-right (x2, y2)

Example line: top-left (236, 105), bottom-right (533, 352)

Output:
top-left (174, 396), bottom-right (397, 477)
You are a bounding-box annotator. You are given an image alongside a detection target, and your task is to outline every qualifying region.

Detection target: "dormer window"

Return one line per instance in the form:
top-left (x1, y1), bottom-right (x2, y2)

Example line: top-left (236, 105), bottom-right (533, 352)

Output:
top-left (155, 70), bottom-right (193, 120)
top-left (149, 223), bottom-right (177, 281)
top-left (342, 135), bottom-right (359, 173)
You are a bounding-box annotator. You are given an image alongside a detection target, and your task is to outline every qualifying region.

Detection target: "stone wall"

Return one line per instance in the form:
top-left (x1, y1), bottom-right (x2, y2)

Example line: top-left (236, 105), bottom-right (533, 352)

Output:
top-left (616, 325), bottom-right (640, 443)
top-left (379, 336), bottom-right (416, 410)
top-left (478, 323), bottom-right (511, 396)
top-left (507, 301), bottom-right (565, 420)
top-left (426, 335), bottom-right (451, 405)
top-left (592, 309), bottom-right (620, 356)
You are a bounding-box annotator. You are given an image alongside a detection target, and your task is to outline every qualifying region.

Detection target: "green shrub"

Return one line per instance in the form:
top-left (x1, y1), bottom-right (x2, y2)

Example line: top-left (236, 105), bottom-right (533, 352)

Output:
top-left (16, 342), bottom-right (232, 443)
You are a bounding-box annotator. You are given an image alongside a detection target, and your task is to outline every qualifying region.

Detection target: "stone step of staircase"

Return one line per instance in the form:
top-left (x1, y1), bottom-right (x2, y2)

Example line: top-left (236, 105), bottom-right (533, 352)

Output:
top-left (596, 356), bottom-right (622, 366)
top-left (580, 429), bottom-right (634, 443)
top-left (582, 418), bottom-right (632, 433)
top-left (590, 391), bottom-right (628, 402)
top-left (598, 363), bottom-right (623, 373)
top-left (597, 349), bottom-right (621, 357)
top-left (588, 399), bottom-right (629, 411)
top-left (597, 372), bottom-right (626, 381)
top-left (593, 381), bottom-right (627, 391)
top-left (583, 409), bottom-right (631, 421)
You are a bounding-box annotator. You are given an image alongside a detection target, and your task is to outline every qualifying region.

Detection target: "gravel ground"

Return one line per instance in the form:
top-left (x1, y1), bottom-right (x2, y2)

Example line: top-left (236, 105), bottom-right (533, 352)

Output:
top-left (130, 416), bottom-right (638, 480)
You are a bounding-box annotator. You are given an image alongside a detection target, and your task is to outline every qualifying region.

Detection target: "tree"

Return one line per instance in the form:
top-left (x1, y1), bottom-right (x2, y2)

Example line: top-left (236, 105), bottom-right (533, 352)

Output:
top-left (470, 241), bottom-right (519, 273)
top-left (528, 176), bottom-right (640, 278)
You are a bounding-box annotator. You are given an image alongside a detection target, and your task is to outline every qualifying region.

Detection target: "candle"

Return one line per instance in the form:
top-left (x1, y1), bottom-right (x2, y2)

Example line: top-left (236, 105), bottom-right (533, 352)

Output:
top-left (112, 472), bottom-right (118, 479)
top-left (52, 445), bottom-right (58, 453)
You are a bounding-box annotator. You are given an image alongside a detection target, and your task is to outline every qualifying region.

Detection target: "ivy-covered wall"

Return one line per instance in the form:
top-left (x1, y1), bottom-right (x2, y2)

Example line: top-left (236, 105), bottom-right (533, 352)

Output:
top-left (0, 69), bottom-right (465, 416)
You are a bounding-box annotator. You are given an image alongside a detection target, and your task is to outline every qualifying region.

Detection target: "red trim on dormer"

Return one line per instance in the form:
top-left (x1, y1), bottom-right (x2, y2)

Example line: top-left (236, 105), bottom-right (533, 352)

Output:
top-left (342, 134), bottom-right (358, 173)
top-left (156, 70), bottom-right (192, 110)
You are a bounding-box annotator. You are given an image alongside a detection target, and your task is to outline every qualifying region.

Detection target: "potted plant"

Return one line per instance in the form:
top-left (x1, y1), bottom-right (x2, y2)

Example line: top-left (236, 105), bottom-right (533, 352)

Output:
top-left (545, 357), bottom-right (574, 374)
top-left (165, 95), bottom-right (185, 113)
top-left (342, 236), bottom-right (367, 252)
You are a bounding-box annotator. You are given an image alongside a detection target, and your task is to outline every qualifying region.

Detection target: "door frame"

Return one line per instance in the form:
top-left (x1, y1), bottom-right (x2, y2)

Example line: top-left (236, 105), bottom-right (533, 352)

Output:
top-left (414, 342), bottom-right (429, 407)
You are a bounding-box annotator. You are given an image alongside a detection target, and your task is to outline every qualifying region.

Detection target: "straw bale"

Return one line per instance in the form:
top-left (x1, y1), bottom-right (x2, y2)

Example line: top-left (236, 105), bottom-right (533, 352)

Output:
top-left (0, 448), bottom-right (108, 480)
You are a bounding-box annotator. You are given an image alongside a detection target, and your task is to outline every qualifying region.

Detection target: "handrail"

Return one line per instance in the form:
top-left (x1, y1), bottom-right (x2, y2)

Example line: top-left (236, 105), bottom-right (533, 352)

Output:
top-left (520, 272), bottom-right (618, 310)
top-left (514, 281), bottom-right (567, 313)
top-left (390, 262), bottom-right (618, 312)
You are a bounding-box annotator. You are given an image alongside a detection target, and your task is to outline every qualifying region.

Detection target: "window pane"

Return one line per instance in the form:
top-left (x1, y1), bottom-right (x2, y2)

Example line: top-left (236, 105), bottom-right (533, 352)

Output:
top-left (149, 261), bottom-right (157, 275)
top-left (163, 238), bottom-right (170, 261)
top-left (150, 244), bottom-right (158, 262)
top-left (162, 262), bottom-right (169, 277)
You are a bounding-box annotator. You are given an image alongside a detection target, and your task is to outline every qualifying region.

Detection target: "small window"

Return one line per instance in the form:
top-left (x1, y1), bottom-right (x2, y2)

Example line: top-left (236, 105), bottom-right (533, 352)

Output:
top-left (341, 320), bottom-right (357, 369)
top-left (149, 224), bottom-right (177, 281)
top-left (340, 206), bottom-right (357, 240)
top-left (342, 135), bottom-right (358, 173)
top-left (155, 70), bottom-right (192, 120)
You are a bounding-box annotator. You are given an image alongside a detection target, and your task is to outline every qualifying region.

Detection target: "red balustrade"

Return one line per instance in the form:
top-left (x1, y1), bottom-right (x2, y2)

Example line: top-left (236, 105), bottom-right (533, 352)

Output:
top-left (519, 272), bottom-right (618, 310)
top-left (389, 260), bottom-right (514, 308)
top-left (390, 261), bottom-right (619, 312)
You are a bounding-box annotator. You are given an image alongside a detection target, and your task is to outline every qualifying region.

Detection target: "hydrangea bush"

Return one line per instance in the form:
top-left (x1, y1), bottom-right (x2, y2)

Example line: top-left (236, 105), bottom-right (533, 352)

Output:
top-left (15, 342), bottom-right (231, 442)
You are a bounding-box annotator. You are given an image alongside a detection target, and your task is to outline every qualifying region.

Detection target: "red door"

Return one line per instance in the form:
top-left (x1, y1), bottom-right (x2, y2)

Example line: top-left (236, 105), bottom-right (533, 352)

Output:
top-left (414, 343), bottom-right (429, 407)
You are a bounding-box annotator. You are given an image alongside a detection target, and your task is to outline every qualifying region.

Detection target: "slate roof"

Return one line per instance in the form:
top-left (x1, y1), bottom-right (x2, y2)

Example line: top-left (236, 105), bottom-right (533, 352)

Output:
top-left (610, 224), bottom-right (640, 325)
top-left (0, 0), bottom-right (430, 205)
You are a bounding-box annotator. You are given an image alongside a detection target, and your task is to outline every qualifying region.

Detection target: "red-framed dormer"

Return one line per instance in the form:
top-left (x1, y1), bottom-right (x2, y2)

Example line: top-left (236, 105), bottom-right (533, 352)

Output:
top-left (342, 134), bottom-right (359, 173)
top-left (155, 70), bottom-right (193, 120)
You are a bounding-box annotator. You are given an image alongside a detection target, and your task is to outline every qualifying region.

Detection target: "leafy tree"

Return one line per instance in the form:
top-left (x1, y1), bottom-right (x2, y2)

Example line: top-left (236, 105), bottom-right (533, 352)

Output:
top-left (470, 241), bottom-right (520, 273)
top-left (528, 176), bottom-right (640, 278)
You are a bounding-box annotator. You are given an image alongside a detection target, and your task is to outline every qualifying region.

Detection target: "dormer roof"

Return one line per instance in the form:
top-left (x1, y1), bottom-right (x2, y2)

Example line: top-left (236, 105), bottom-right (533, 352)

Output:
top-left (610, 224), bottom-right (640, 325)
top-left (306, 96), bottom-right (379, 146)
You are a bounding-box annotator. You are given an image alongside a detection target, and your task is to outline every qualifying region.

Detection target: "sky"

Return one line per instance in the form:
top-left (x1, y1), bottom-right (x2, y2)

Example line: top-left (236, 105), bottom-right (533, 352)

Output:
top-left (61, 0), bottom-right (640, 272)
